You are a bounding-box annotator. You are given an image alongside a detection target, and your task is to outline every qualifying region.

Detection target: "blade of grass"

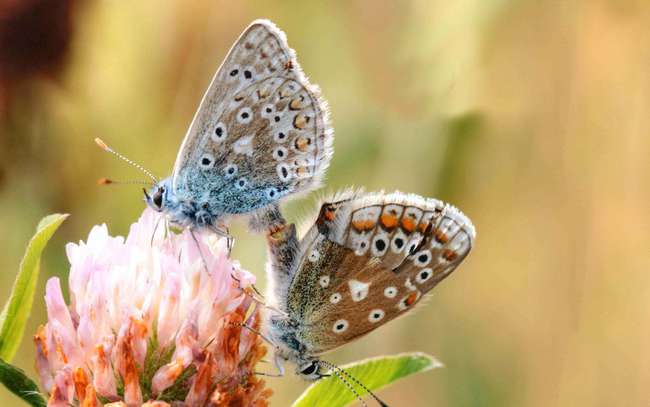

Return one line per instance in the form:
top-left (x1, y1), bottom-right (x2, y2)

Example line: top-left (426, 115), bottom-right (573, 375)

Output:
top-left (0, 359), bottom-right (46, 407)
top-left (0, 214), bottom-right (68, 361)
top-left (293, 352), bottom-right (442, 407)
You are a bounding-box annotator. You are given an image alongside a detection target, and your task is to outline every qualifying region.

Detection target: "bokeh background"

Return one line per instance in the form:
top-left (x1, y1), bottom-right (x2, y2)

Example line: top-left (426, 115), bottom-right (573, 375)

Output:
top-left (1, 1), bottom-right (649, 406)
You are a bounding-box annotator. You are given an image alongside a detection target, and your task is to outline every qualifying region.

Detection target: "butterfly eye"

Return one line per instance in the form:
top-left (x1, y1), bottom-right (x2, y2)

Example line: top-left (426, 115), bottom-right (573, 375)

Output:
top-left (152, 188), bottom-right (164, 209)
top-left (300, 361), bottom-right (319, 376)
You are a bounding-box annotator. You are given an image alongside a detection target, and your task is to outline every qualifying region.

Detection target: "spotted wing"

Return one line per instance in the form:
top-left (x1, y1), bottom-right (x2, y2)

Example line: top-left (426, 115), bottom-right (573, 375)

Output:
top-left (171, 20), bottom-right (332, 215)
top-left (286, 191), bottom-right (475, 354)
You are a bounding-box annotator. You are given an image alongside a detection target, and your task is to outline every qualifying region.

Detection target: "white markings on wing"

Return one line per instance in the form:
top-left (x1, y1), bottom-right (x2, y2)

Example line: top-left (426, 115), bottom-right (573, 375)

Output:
top-left (233, 135), bottom-right (254, 156)
top-left (348, 279), bottom-right (370, 302)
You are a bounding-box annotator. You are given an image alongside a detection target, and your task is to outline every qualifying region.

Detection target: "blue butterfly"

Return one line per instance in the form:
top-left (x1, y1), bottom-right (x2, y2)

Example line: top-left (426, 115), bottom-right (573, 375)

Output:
top-left (139, 20), bottom-right (332, 234)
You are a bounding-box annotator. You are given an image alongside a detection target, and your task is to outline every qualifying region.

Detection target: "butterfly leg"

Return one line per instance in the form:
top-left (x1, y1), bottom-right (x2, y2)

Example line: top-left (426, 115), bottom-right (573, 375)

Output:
top-left (150, 215), bottom-right (164, 247)
top-left (209, 222), bottom-right (269, 301)
top-left (254, 352), bottom-right (286, 378)
top-left (189, 227), bottom-right (211, 274)
top-left (207, 223), bottom-right (234, 254)
top-left (207, 224), bottom-right (244, 290)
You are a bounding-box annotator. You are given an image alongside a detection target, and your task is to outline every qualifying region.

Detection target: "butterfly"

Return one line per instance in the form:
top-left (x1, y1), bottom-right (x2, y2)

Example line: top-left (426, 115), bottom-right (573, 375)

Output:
top-left (261, 190), bottom-right (475, 403)
top-left (139, 19), bottom-right (332, 234)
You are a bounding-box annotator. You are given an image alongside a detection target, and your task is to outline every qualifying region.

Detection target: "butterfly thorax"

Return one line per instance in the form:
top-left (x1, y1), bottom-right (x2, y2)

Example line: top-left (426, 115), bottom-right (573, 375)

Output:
top-left (265, 315), bottom-right (307, 358)
top-left (145, 177), bottom-right (223, 230)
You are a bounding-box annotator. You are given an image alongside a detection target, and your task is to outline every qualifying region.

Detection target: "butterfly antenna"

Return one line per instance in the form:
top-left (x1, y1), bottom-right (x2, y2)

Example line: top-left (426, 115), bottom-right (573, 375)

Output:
top-left (97, 177), bottom-right (154, 186)
top-left (321, 363), bottom-right (368, 407)
top-left (95, 138), bottom-right (158, 183)
top-left (319, 360), bottom-right (389, 407)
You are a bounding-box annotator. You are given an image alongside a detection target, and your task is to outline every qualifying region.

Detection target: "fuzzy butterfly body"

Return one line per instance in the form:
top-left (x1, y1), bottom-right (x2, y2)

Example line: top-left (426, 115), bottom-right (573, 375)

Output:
top-left (263, 190), bottom-right (475, 380)
top-left (145, 20), bottom-right (332, 231)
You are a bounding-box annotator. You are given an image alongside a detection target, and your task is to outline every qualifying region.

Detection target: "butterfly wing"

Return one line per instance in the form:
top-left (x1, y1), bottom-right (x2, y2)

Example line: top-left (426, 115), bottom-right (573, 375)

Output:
top-left (172, 20), bottom-right (332, 215)
top-left (285, 191), bottom-right (475, 354)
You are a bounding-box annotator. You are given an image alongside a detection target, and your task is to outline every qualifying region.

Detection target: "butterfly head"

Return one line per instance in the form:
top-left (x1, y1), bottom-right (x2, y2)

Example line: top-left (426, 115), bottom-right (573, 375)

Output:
top-left (144, 177), bottom-right (173, 213)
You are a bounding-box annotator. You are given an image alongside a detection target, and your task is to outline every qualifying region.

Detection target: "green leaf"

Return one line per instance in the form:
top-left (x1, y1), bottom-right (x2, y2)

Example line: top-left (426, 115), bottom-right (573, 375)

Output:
top-left (0, 214), bottom-right (68, 361)
top-left (292, 352), bottom-right (442, 407)
top-left (0, 358), bottom-right (46, 407)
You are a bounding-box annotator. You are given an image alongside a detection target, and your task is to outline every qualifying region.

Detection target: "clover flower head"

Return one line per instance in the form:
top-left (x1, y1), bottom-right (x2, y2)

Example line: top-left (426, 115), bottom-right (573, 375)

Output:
top-left (34, 209), bottom-right (271, 406)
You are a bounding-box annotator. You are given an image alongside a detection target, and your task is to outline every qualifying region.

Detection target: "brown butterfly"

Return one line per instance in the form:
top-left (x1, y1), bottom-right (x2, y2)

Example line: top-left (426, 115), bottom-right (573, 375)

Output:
top-left (261, 190), bottom-right (475, 404)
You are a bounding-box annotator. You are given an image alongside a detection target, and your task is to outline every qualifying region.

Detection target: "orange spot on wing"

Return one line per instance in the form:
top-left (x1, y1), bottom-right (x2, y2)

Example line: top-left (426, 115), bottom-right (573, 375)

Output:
top-left (442, 249), bottom-right (458, 261)
top-left (380, 214), bottom-right (399, 230)
top-left (294, 136), bottom-right (310, 151)
top-left (401, 217), bottom-right (416, 233)
top-left (295, 166), bottom-right (308, 176)
top-left (405, 292), bottom-right (419, 306)
top-left (435, 230), bottom-right (449, 244)
top-left (324, 207), bottom-right (336, 221)
top-left (290, 96), bottom-right (305, 110)
top-left (293, 114), bottom-right (309, 129)
top-left (352, 220), bottom-right (376, 232)
top-left (417, 222), bottom-right (432, 233)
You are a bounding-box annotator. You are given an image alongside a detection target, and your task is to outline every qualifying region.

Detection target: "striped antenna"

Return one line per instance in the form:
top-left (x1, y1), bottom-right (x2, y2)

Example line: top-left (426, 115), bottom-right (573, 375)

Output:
top-left (95, 138), bottom-right (158, 183)
top-left (97, 177), bottom-right (154, 186)
top-left (319, 360), bottom-right (389, 407)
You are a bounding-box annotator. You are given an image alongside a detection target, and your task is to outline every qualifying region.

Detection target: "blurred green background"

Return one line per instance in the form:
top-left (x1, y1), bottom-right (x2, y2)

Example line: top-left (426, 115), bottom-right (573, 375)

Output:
top-left (1, 0), bottom-right (649, 406)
